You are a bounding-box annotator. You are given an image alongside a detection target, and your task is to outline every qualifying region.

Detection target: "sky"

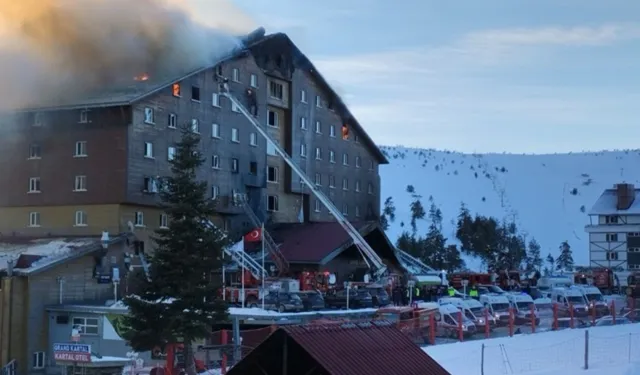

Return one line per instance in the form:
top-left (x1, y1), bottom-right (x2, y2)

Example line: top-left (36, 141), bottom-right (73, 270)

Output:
top-left (183, 0), bottom-right (640, 154)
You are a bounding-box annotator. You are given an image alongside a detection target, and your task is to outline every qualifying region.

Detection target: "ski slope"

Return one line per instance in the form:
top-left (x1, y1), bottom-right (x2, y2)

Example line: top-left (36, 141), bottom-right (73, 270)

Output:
top-left (426, 323), bottom-right (640, 374)
top-left (379, 146), bottom-right (640, 269)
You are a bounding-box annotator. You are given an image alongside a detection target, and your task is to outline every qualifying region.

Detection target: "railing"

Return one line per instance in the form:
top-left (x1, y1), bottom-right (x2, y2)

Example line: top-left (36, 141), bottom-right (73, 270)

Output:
top-left (1, 360), bottom-right (16, 375)
top-left (240, 200), bottom-right (289, 274)
top-left (224, 246), bottom-right (266, 280)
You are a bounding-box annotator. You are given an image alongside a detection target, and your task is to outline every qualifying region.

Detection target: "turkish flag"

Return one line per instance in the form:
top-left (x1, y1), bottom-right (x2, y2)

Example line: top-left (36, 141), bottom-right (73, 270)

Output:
top-left (244, 228), bottom-right (262, 242)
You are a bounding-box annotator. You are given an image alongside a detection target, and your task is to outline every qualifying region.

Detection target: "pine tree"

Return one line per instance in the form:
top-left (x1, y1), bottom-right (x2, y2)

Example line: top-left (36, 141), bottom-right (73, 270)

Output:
top-left (525, 238), bottom-right (543, 274)
top-left (379, 196), bottom-right (396, 231)
top-left (556, 241), bottom-right (575, 271)
top-left (409, 196), bottom-right (426, 234)
top-left (544, 253), bottom-right (555, 275)
top-left (123, 127), bottom-right (229, 375)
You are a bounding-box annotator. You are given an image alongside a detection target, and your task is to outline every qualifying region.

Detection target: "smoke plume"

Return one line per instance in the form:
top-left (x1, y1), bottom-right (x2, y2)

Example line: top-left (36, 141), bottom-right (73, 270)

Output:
top-left (0, 0), bottom-right (256, 109)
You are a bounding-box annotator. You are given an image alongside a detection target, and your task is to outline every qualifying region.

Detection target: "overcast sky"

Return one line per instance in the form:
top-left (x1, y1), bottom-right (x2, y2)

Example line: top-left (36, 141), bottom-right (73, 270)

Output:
top-left (184, 0), bottom-right (640, 154)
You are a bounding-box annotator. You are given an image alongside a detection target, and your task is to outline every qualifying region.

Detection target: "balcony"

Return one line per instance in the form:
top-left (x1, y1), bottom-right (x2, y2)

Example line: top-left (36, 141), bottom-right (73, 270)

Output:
top-left (585, 224), bottom-right (640, 233)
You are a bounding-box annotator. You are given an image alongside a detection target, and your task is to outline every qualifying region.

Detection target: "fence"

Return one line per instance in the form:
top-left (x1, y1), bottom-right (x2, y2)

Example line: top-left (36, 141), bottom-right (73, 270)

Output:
top-left (398, 298), bottom-right (638, 345)
top-left (203, 299), bottom-right (638, 374)
top-left (478, 329), bottom-right (640, 374)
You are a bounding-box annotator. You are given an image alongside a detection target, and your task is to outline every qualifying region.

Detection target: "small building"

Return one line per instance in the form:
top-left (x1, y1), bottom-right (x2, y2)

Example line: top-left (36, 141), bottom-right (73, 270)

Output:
top-left (226, 221), bottom-right (404, 287)
top-left (586, 183), bottom-right (640, 270)
top-left (0, 233), bottom-right (136, 374)
top-left (227, 320), bottom-right (451, 375)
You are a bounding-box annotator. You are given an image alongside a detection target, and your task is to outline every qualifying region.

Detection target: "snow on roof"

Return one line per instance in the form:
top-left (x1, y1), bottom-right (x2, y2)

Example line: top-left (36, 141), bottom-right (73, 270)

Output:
top-left (589, 188), bottom-right (640, 215)
top-left (0, 238), bottom-right (98, 274)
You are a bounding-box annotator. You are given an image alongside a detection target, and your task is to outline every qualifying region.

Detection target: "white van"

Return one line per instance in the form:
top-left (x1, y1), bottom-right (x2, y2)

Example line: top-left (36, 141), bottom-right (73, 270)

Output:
top-left (438, 297), bottom-right (495, 330)
top-left (538, 274), bottom-right (574, 297)
top-left (534, 297), bottom-right (553, 316)
top-left (480, 294), bottom-right (511, 326)
top-left (434, 303), bottom-right (477, 338)
top-left (550, 287), bottom-right (588, 317)
top-left (573, 285), bottom-right (610, 317)
top-left (505, 293), bottom-right (539, 325)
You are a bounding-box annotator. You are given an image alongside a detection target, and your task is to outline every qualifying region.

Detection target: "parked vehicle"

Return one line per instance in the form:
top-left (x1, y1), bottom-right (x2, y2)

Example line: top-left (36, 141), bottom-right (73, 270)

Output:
top-left (574, 285), bottom-right (610, 317)
top-left (438, 297), bottom-right (495, 330)
top-left (622, 309), bottom-right (640, 323)
top-left (550, 287), bottom-right (589, 318)
top-left (434, 303), bottom-right (477, 338)
top-left (480, 294), bottom-right (511, 326)
top-left (362, 284), bottom-right (391, 306)
top-left (538, 274), bottom-right (574, 297)
top-left (595, 316), bottom-right (632, 327)
top-left (324, 288), bottom-right (373, 309)
top-left (296, 291), bottom-right (325, 311)
top-left (505, 293), bottom-right (540, 326)
top-left (533, 297), bottom-right (554, 317)
top-left (262, 291), bottom-right (304, 313)
top-left (375, 305), bottom-right (439, 344)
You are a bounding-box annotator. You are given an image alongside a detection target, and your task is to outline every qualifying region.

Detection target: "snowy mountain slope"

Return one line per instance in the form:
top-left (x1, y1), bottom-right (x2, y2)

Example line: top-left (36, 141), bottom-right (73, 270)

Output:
top-left (379, 146), bottom-right (640, 269)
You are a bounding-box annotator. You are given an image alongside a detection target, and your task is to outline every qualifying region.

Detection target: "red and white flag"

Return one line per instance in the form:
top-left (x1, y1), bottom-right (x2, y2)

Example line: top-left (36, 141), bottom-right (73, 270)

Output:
top-left (244, 228), bottom-right (262, 242)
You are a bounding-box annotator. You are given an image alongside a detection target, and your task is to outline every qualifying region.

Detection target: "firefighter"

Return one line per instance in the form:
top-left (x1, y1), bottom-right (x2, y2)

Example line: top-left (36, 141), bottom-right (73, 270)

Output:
top-left (447, 285), bottom-right (456, 297)
top-left (469, 284), bottom-right (479, 299)
top-left (414, 285), bottom-right (421, 301)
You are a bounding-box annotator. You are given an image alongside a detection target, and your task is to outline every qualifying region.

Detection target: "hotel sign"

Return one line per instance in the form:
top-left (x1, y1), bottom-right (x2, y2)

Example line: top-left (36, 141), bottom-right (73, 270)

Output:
top-left (53, 343), bottom-right (92, 363)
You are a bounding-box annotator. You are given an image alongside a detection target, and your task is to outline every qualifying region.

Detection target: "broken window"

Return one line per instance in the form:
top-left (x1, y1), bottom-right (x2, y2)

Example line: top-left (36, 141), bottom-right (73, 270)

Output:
top-left (249, 161), bottom-right (258, 175)
top-left (172, 83), bottom-right (181, 97)
top-left (267, 110), bottom-right (278, 127)
top-left (267, 195), bottom-right (279, 211)
top-left (342, 124), bottom-right (349, 140)
top-left (267, 166), bottom-right (278, 182)
top-left (191, 86), bottom-right (200, 101)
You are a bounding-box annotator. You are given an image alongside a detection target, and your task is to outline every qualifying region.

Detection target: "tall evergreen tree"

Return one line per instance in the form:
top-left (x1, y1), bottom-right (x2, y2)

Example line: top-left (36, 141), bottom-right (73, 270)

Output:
top-left (556, 241), bottom-right (575, 271)
top-left (524, 238), bottom-right (543, 274)
top-left (124, 127), bottom-right (229, 375)
top-left (379, 196), bottom-right (396, 231)
top-left (409, 196), bottom-right (426, 234)
top-left (544, 253), bottom-right (555, 275)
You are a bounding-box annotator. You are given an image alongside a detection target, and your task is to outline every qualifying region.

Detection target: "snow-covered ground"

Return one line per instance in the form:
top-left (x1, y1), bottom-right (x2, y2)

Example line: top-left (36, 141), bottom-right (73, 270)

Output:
top-left (380, 146), bottom-right (640, 268)
top-left (426, 323), bottom-right (640, 374)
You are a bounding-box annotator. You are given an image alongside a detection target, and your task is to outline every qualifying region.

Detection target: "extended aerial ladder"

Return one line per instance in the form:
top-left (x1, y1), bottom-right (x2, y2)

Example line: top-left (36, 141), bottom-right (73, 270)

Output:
top-left (218, 81), bottom-right (388, 281)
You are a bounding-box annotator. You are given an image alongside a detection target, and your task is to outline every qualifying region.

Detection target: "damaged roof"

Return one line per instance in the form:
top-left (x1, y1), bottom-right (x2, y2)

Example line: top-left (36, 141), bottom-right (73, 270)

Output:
top-left (19, 27), bottom-right (388, 164)
top-left (0, 234), bottom-right (128, 276)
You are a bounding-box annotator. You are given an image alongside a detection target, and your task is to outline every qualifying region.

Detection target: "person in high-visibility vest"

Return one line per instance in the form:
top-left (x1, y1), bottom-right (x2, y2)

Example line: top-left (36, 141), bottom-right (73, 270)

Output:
top-left (447, 286), bottom-right (456, 296)
top-left (469, 284), bottom-right (479, 299)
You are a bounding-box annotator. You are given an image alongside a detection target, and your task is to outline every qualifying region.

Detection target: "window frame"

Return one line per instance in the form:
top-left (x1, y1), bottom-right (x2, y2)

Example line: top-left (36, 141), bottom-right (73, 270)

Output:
top-left (72, 317), bottom-right (99, 335)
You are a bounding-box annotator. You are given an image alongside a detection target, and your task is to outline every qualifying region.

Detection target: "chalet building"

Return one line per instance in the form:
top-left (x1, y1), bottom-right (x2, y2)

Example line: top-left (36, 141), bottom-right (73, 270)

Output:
top-left (586, 183), bottom-right (640, 270)
top-left (0, 28), bottom-right (388, 250)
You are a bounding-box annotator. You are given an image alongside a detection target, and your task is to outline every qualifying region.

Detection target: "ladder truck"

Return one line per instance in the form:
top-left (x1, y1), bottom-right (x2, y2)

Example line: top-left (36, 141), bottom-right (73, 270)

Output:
top-left (217, 80), bottom-right (388, 282)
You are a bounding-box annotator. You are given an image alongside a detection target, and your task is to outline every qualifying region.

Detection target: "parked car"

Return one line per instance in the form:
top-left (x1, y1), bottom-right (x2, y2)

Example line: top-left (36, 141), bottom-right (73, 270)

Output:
top-left (325, 289), bottom-right (373, 309)
top-left (296, 291), bottom-right (325, 311)
top-left (362, 284), bottom-right (390, 306)
top-left (595, 316), bottom-right (632, 327)
top-left (623, 309), bottom-right (640, 322)
top-left (263, 292), bottom-right (303, 313)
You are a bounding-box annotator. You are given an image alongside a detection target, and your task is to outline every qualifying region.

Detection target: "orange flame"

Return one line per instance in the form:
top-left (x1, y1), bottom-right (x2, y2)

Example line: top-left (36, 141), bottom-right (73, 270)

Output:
top-left (134, 73), bottom-right (149, 81)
